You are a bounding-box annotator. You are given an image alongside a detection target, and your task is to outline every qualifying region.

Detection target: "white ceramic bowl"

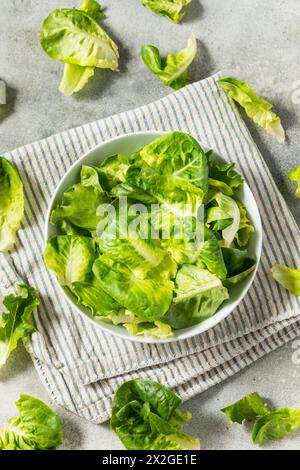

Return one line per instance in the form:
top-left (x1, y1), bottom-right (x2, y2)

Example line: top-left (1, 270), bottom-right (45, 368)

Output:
top-left (45, 131), bottom-right (262, 343)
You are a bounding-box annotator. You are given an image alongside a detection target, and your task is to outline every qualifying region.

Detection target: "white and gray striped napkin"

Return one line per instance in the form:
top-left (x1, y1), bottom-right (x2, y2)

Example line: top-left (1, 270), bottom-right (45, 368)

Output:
top-left (1, 72), bottom-right (299, 423)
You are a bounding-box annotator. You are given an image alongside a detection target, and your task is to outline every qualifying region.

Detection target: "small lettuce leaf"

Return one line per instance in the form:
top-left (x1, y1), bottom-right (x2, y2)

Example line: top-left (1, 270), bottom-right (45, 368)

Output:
top-left (142, 0), bottom-right (192, 23)
top-left (222, 247), bottom-right (256, 285)
top-left (111, 378), bottom-right (200, 450)
top-left (111, 183), bottom-right (156, 204)
top-left (0, 394), bottom-right (63, 450)
top-left (165, 264), bottom-right (228, 328)
top-left (70, 273), bottom-right (120, 317)
top-left (44, 235), bottom-right (95, 286)
top-left (140, 131), bottom-right (208, 191)
top-left (199, 229), bottom-right (227, 280)
top-left (221, 392), bottom-right (269, 424)
top-left (235, 200), bottom-right (254, 247)
top-left (0, 285), bottom-right (39, 367)
top-left (0, 157), bottom-right (24, 252)
top-left (271, 264), bottom-right (300, 296)
top-left (98, 154), bottom-right (131, 190)
top-left (207, 150), bottom-right (243, 194)
top-left (213, 193), bottom-right (240, 247)
top-left (50, 181), bottom-right (110, 230)
top-left (40, 8), bottom-right (119, 69)
top-left (218, 77), bottom-right (285, 143)
top-left (288, 164), bottom-right (300, 198)
top-left (59, 1), bottom-right (104, 96)
top-left (93, 251), bottom-right (175, 322)
top-left (252, 407), bottom-right (300, 444)
top-left (141, 35), bottom-right (197, 89)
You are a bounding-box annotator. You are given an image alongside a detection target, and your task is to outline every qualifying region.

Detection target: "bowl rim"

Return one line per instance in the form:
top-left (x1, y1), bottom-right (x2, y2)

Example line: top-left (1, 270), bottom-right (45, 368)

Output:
top-left (45, 130), bottom-right (263, 344)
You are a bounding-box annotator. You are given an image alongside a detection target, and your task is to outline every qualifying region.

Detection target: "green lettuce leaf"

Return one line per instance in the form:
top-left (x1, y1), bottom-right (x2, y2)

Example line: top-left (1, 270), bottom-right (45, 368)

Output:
top-left (59, 1), bottom-right (104, 96)
top-left (142, 0), bottom-right (192, 23)
top-left (111, 378), bottom-right (200, 450)
top-left (288, 164), bottom-right (300, 198)
top-left (198, 229), bottom-right (227, 280)
top-left (0, 157), bottom-right (24, 252)
top-left (70, 273), bottom-right (120, 317)
top-left (40, 8), bottom-right (119, 68)
top-left (218, 77), bottom-right (285, 144)
top-left (0, 394), bottom-right (63, 450)
top-left (252, 407), bottom-right (300, 444)
top-left (165, 263), bottom-right (228, 328)
top-left (93, 250), bottom-right (175, 321)
top-left (235, 200), bottom-right (254, 247)
top-left (212, 193), bottom-right (240, 247)
top-left (98, 154), bottom-right (131, 190)
top-left (111, 182), bottom-right (156, 203)
top-left (271, 264), bottom-right (300, 296)
top-left (50, 181), bottom-right (110, 230)
top-left (141, 35), bottom-right (197, 89)
top-left (44, 235), bottom-right (95, 286)
top-left (222, 247), bottom-right (256, 285)
top-left (207, 150), bottom-right (243, 195)
top-left (221, 392), bottom-right (269, 424)
top-left (0, 285), bottom-right (39, 367)
top-left (140, 131), bottom-right (208, 191)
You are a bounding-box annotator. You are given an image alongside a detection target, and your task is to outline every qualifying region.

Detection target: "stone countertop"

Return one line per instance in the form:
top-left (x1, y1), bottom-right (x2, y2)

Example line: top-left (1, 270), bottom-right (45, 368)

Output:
top-left (0, 0), bottom-right (299, 450)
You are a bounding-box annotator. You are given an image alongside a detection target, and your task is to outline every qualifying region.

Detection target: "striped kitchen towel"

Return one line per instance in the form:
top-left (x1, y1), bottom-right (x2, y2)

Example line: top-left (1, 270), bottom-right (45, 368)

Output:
top-left (0, 72), bottom-right (299, 423)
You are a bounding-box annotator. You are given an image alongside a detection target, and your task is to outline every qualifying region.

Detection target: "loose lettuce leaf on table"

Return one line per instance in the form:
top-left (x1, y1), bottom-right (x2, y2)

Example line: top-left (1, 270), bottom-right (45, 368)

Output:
top-left (141, 35), bottom-right (197, 89)
top-left (140, 131), bottom-right (208, 191)
top-left (288, 164), bottom-right (300, 198)
top-left (0, 157), bottom-right (24, 252)
top-left (44, 235), bottom-right (95, 286)
top-left (252, 407), bottom-right (300, 444)
top-left (40, 8), bottom-right (119, 69)
top-left (111, 378), bottom-right (200, 450)
top-left (142, 0), bottom-right (192, 23)
top-left (271, 264), bottom-right (300, 296)
top-left (0, 394), bottom-right (63, 450)
top-left (0, 285), bottom-right (39, 367)
top-left (59, 0), bottom-right (104, 96)
top-left (221, 392), bottom-right (269, 424)
top-left (218, 77), bottom-right (285, 144)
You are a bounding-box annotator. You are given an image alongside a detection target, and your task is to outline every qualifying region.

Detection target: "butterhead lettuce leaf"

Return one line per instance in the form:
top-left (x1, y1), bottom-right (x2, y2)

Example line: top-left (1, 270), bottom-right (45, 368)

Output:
top-left (0, 285), bottom-right (39, 367)
top-left (44, 235), bottom-right (95, 286)
top-left (0, 394), bottom-right (63, 450)
top-left (141, 35), bottom-right (197, 89)
top-left (142, 0), bottom-right (192, 23)
top-left (271, 264), bottom-right (300, 296)
top-left (288, 164), bottom-right (300, 198)
top-left (218, 77), bottom-right (285, 144)
top-left (221, 392), bottom-right (269, 424)
top-left (0, 157), bottom-right (24, 252)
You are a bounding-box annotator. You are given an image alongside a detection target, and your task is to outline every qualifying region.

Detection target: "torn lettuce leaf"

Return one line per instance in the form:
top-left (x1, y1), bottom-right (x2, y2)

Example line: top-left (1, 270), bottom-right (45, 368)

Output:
top-left (288, 164), bottom-right (300, 198)
top-left (165, 263), bottom-right (228, 328)
top-left (218, 77), bottom-right (285, 144)
top-left (252, 407), bottom-right (300, 444)
top-left (40, 8), bottom-right (119, 69)
top-left (98, 154), bottom-right (131, 190)
top-left (59, 1), bottom-right (104, 96)
top-left (142, 0), bottom-right (192, 23)
top-left (198, 228), bottom-right (227, 280)
top-left (0, 285), bottom-right (39, 367)
top-left (235, 200), bottom-right (254, 247)
top-left (271, 264), bottom-right (300, 296)
top-left (222, 247), bottom-right (256, 285)
top-left (221, 392), bottom-right (270, 424)
top-left (0, 394), bottom-right (63, 450)
top-left (141, 35), bottom-right (197, 89)
top-left (0, 157), bottom-right (24, 252)
top-left (44, 235), bottom-right (95, 286)
top-left (213, 193), bottom-right (240, 247)
top-left (111, 378), bottom-right (200, 450)
top-left (50, 182), bottom-right (110, 230)
top-left (206, 150), bottom-right (243, 195)
top-left (140, 131), bottom-right (208, 191)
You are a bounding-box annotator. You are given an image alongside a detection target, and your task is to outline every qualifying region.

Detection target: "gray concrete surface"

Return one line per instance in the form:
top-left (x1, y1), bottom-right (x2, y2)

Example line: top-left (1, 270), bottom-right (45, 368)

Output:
top-left (0, 0), bottom-right (299, 450)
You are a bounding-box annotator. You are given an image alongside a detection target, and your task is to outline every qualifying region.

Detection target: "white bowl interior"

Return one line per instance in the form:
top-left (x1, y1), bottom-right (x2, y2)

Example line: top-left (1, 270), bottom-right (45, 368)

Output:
top-left (45, 131), bottom-right (262, 343)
